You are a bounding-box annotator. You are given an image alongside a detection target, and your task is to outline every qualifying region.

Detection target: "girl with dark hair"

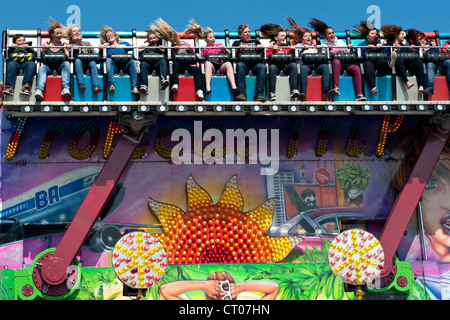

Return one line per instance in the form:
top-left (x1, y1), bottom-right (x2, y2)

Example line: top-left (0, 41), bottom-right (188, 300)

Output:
top-left (288, 16), bottom-right (333, 101)
top-left (381, 24), bottom-right (425, 93)
top-left (407, 28), bottom-right (450, 96)
top-left (138, 29), bottom-right (169, 95)
top-left (151, 18), bottom-right (204, 100)
top-left (354, 20), bottom-right (391, 96)
top-left (309, 18), bottom-right (366, 101)
top-left (260, 23), bottom-right (299, 101)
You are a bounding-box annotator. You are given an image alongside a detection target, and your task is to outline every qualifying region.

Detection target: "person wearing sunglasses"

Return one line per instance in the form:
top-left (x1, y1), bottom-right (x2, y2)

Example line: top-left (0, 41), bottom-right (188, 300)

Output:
top-left (159, 271), bottom-right (279, 300)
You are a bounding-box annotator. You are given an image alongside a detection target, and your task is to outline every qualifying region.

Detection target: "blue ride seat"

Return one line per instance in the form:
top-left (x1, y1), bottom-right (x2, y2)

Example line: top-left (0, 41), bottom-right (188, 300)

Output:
top-left (332, 74), bottom-right (356, 101)
top-left (107, 75), bottom-right (135, 101)
top-left (364, 76), bottom-right (393, 101)
top-left (205, 76), bottom-right (234, 101)
top-left (73, 76), bottom-right (104, 101)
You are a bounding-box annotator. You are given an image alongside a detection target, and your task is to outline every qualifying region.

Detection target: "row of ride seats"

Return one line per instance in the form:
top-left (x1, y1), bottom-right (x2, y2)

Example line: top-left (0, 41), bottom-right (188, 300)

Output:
top-left (3, 29), bottom-right (450, 103)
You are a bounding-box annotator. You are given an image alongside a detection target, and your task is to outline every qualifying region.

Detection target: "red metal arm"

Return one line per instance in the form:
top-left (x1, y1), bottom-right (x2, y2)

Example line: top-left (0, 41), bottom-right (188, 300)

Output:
top-left (379, 115), bottom-right (449, 277)
top-left (40, 133), bottom-right (142, 286)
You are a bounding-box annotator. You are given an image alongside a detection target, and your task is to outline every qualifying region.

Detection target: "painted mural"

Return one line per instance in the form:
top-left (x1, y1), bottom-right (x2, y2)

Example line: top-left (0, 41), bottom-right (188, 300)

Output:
top-left (1, 109), bottom-right (449, 300)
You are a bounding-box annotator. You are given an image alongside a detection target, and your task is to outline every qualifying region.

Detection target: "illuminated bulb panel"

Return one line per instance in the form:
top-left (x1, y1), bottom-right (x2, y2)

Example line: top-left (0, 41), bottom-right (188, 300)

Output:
top-left (329, 229), bottom-right (385, 286)
top-left (112, 231), bottom-right (167, 289)
top-left (149, 175), bottom-right (300, 265)
top-left (6, 116), bottom-right (27, 160)
top-left (39, 120), bottom-right (71, 159)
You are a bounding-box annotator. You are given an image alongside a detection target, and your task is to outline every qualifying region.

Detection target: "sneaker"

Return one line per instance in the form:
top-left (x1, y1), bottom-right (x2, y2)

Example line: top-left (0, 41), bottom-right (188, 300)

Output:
top-left (269, 92), bottom-right (277, 101)
top-left (171, 84), bottom-right (179, 92)
top-left (355, 94), bottom-right (366, 101)
top-left (196, 90), bottom-right (204, 99)
top-left (35, 89), bottom-right (44, 99)
top-left (20, 84), bottom-right (31, 96)
top-left (93, 86), bottom-right (102, 95)
top-left (371, 87), bottom-right (378, 96)
top-left (299, 92), bottom-right (307, 101)
top-left (140, 85), bottom-right (148, 95)
top-left (131, 87), bottom-right (139, 95)
top-left (79, 84), bottom-right (86, 93)
top-left (389, 51), bottom-right (397, 68)
top-left (61, 87), bottom-right (71, 97)
top-left (160, 79), bottom-right (169, 90)
top-left (3, 85), bottom-right (14, 96)
top-left (109, 85), bottom-right (115, 92)
top-left (235, 93), bottom-right (247, 101)
top-left (255, 95), bottom-right (266, 102)
top-left (290, 90), bottom-right (300, 99)
top-left (422, 87), bottom-right (434, 95)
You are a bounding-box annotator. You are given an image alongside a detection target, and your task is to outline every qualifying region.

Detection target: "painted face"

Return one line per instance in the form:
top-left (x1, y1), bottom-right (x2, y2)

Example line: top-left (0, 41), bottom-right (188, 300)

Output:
top-left (302, 32), bottom-right (312, 45)
top-left (421, 163), bottom-right (450, 259)
top-left (367, 29), bottom-right (378, 43)
top-left (275, 31), bottom-right (286, 45)
top-left (205, 32), bottom-right (215, 46)
top-left (70, 26), bottom-right (82, 41)
top-left (15, 36), bottom-right (26, 46)
top-left (148, 33), bottom-right (159, 46)
top-left (106, 31), bottom-right (116, 44)
top-left (304, 195), bottom-right (316, 208)
top-left (324, 28), bottom-right (335, 42)
top-left (52, 28), bottom-right (63, 41)
top-left (240, 27), bottom-right (251, 42)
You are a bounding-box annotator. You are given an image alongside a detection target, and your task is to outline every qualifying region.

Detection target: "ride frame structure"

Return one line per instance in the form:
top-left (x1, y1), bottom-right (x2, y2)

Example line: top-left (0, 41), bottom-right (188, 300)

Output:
top-left (1, 27), bottom-right (450, 300)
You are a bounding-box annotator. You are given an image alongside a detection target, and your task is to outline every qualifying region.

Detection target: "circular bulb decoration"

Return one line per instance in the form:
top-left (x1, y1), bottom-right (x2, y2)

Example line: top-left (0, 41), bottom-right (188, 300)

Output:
top-left (112, 231), bottom-right (167, 289)
top-left (328, 229), bottom-right (384, 286)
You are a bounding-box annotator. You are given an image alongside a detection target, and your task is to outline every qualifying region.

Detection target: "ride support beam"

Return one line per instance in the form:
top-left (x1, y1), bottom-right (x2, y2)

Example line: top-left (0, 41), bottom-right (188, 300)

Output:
top-left (39, 133), bottom-right (143, 287)
top-left (379, 114), bottom-right (449, 278)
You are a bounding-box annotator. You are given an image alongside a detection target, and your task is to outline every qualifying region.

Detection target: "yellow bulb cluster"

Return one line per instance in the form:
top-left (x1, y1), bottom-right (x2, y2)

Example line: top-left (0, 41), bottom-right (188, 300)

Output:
top-left (103, 119), bottom-right (123, 159)
top-left (6, 116), bottom-right (27, 160)
top-left (286, 133), bottom-right (299, 158)
top-left (39, 121), bottom-right (71, 159)
top-left (112, 231), bottom-right (167, 289)
top-left (148, 175), bottom-right (296, 265)
top-left (376, 115), bottom-right (404, 157)
top-left (155, 129), bottom-right (174, 159)
top-left (345, 120), bottom-right (366, 157)
top-left (329, 229), bottom-right (385, 286)
top-left (69, 120), bottom-right (99, 160)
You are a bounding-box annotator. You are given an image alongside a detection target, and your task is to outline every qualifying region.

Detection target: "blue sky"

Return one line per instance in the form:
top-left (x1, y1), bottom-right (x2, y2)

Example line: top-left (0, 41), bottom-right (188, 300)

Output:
top-left (1, 0), bottom-right (449, 81)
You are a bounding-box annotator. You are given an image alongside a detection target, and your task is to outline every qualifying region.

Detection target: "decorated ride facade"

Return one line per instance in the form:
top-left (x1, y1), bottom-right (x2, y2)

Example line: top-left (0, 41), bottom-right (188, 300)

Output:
top-left (0, 24), bottom-right (449, 301)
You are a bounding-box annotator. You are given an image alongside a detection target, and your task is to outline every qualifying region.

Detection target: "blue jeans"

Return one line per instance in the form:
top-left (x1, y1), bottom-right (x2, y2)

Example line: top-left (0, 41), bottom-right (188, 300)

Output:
top-left (299, 64), bottom-right (331, 93)
top-left (268, 62), bottom-right (298, 93)
top-left (140, 59), bottom-right (168, 86)
top-left (36, 61), bottom-right (70, 91)
top-left (235, 62), bottom-right (266, 96)
top-left (427, 60), bottom-right (450, 89)
top-left (5, 60), bottom-right (36, 88)
top-left (74, 59), bottom-right (100, 88)
top-left (106, 58), bottom-right (137, 88)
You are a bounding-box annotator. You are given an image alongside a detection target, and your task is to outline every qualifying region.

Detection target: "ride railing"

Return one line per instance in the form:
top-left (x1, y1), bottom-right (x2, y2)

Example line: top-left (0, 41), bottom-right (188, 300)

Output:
top-left (2, 29), bottom-right (450, 116)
